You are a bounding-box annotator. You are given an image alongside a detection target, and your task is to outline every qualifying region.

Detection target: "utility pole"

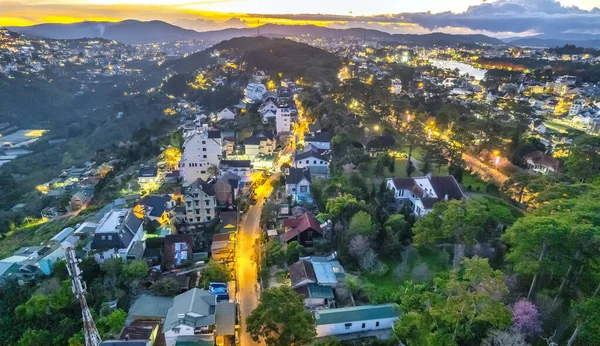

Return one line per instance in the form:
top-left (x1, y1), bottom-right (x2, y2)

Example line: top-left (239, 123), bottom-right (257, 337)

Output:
top-left (65, 246), bottom-right (102, 346)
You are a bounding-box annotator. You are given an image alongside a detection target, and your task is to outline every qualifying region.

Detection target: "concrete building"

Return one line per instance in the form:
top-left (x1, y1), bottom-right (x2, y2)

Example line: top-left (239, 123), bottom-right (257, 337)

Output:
top-left (180, 125), bottom-right (222, 186)
top-left (181, 179), bottom-right (217, 226)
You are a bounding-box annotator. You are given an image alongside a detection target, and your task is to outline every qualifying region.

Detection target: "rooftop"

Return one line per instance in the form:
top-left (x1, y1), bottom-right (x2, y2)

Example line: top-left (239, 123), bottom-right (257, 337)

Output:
top-left (314, 304), bottom-right (400, 325)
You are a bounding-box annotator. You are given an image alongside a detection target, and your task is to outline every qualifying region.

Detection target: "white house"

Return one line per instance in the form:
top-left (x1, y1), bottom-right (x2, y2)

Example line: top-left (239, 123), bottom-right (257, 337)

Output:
top-left (163, 289), bottom-right (217, 346)
top-left (314, 304), bottom-right (400, 339)
top-left (276, 107), bottom-right (294, 134)
top-left (262, 110), bottom-right (276, 124)
top-left (90, 209), bottom-right (144, 263)
top-left (523, 150), bottom-right (560, 175)
top-left (386, 175), bottom-right (465, 216)
top-left (180, 125), bottom-right (222, 186)
top-left (244, 83), bottom-right (267, 103)
top-left (285, 167), bottom-right (311, 202)
top-left (215, 108), bottom-right (235, 121)
top-left (293, 145), bottom-right (330, 176)
top-left (259, 100), bottom-right (278, 116)
top-left (219, 160), bottom-right (253, 184)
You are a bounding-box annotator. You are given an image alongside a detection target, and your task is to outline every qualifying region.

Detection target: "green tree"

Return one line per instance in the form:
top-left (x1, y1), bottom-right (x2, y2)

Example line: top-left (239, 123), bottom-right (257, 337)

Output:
top-left (246, 286), bottom-right (316, 346)
top-left (150, 277), bottom-right (181, 296)
top-left (395, 257), bottom-right (511, 346)
top-left (566, 135), bottom-right (600, 182)
top-left (120, 260), bottom-right (148, 289)
top-left (568, 297), bottom-right (600, 346)
top-left (348, 211), bottom-right (376, 237)
top-left (502, 216), bottom-right (570, 299)
top-left (18, 329), bottom-right (51, 346)
top-left (97, 309), bottom-right (126, 338)
top-left (413, 199), bottom-right (496, 268)
top-left (201, 261), bottom-right (232, 288)
top-left (286, 241), bottom-right (304, 265)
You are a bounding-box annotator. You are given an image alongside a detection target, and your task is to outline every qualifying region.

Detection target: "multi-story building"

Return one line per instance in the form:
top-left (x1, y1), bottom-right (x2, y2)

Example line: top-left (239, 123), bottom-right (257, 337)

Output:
top-left (276, 107), bottom-right (294, 134)
top-left (391, 79), bottom-right (402, 94)
top-left (180, 125), bottom-right (222, 186)
top-left (244, 83), bottom-right (267, 103)
top-left (570, 99), bottom-right (586, 116)
top-left (181, 178), bottom-right (217, 226)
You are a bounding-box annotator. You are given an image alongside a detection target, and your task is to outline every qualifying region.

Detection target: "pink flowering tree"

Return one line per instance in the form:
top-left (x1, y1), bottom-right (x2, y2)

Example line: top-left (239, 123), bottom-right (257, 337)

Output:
top-left (512, 300), bottom-right (542, 338)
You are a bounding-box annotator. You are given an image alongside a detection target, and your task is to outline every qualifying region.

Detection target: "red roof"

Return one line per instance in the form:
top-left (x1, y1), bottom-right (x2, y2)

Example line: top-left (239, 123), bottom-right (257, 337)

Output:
top-left (283, 213), bottom-right (323, 242)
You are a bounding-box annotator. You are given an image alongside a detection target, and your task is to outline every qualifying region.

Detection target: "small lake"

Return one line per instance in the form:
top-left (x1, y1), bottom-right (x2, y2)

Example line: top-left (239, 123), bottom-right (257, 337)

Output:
top-left (429, 59), bottom-right (488, 80)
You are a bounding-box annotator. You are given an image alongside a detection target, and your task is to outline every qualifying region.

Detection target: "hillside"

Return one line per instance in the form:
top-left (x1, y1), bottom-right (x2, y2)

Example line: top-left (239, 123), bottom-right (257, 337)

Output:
top-left (7, 20), bottom-right (505, 46)
top-left (165, 36), bottom-right (342, 83)
top-left (7, 20), bottom-right (200, 44)
top-left (509, 37), bottom-right (600, 49)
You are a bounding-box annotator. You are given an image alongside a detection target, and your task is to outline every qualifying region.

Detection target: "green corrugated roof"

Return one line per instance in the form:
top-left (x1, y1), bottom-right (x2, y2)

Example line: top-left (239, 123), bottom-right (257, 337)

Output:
top-left (307, 283), bottom-right (334, 299)
top-left (314, 304), bottom-right (400, 325)
top-left (127, 294), bottom-right (174, 320)
top-left (175, 341), bottom-right (213, 346)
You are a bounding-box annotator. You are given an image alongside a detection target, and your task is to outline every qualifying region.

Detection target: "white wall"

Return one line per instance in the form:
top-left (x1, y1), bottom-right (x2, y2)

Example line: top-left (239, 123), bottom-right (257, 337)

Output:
top-left (164, 324), bottom-right (195, 346)
top-left (181, 131), bottom-right (222, 186)
top-left (316, 317), bottom-right (398, 338)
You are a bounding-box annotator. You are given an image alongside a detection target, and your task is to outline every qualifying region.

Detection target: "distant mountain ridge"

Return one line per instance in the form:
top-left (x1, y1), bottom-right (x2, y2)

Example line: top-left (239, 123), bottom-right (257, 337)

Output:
top-left (6, 20), bottom-right (505, 46)
top-left (508, 37), bottom-right (600, 49)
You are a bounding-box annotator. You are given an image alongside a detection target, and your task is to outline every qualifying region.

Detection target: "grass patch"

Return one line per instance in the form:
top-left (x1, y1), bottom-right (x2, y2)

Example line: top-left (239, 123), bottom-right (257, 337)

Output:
top-left (0, 215), bottom-right (86, 258)
top-left (461, 173), bottom-right (489, 193)
top-left (544, 119), bottom-right (570, 134)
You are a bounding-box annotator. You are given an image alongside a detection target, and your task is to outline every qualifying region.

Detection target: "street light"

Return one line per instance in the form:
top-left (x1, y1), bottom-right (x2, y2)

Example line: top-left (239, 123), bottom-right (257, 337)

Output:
top-left (373, 124), bottom-right (380, 131)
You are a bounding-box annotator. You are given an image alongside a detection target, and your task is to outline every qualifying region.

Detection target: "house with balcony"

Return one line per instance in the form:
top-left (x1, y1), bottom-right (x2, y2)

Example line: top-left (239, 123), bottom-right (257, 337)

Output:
top-left (180, 178), bottom-right (217, 227)
top-left (244, 130), bottom-right (276, 157)
top-left (386, 175), bottom-right (464, 216)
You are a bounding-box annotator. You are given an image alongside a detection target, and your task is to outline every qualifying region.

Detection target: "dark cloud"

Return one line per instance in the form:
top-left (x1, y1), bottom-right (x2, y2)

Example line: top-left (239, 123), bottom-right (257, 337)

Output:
top-left (242, 0), bottom-right (600, 38)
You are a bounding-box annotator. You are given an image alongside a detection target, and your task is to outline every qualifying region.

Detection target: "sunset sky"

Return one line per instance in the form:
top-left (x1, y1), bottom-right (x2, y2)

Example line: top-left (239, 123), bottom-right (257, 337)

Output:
top-left (1, 0), bottom-right (599, 38)
top-left (0, 0), bottom-right (598, 26)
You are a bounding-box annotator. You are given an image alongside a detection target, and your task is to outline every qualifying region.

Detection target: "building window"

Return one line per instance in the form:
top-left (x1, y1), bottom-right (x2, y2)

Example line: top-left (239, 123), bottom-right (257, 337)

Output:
top-left (101, 236), bottom-right (105, 240)
top-left (320, 161), bottom-right (323, 164)
top-left (305, 160), bottom-right (309, 164)
top-left (376, 321), bottom-right (380, 327)
top-left (362, 323), bottom-right (366, 329)
top-left (207, 216), bottom-right (211, 221)
top-left (201, 171), bottom-right (206, 174)
top-left (205, 200), bottom-right (210, 206)
top-left (313, 160), bottom-right (317, 164)
top-left (203, 155), bottom-right (207, 159)
top-left (205, 209), bottom-right (211, 214)
top-left (300, 186), bottom-right (308, 193)
top-left (186, 202), bottom-right (192, 208)
top-left (195, 209), bottom-right (200, 214)
top-left (202, 148), bottom-right (206, 151)
top-left (196, 217), bottom-right (201, 222)
top-left (107, 235), bottom-right (112, 240)
top-left (345, 323), bottom-right (352, 330)
top-left (202, 141), bottom-right (206, 144)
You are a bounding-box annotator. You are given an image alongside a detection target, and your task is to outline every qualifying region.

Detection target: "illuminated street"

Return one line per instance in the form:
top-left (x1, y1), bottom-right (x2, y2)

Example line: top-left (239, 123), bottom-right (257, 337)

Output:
top-left (236, 176), bottom-right (275, 346)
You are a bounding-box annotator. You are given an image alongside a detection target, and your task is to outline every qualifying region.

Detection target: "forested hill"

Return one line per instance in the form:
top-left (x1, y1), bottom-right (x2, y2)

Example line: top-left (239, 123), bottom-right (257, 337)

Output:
top-left (164, 36), bottom-right (341, 84)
